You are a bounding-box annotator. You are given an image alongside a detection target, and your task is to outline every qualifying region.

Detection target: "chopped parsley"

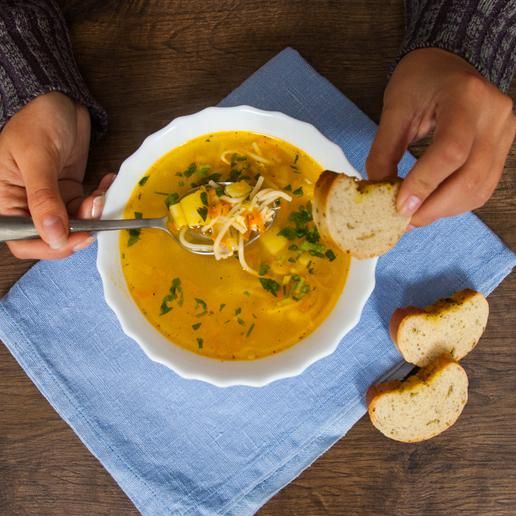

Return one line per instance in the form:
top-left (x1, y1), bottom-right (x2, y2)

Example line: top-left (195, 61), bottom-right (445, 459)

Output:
top-left (259, 278), bottom-right (281, 297)
top-left (183, 163), bottom-right (197, 177)
top-left (197, 207), bottom-right (208, 221)
top-left (138, 176), bottom-right (149, 186)
top-left (192, 322), bottom-right (202, 330)
top-left (200, 191), bottom-right (208, 206)
top-left (219, 303), bottom-right (226, 311)
top-left (258, 263), bottom-right (270, 276)
top-left (127, 211), bottom-right (143, 246)
top-left (235, 307), bottom-right (242, 316)
top-left (194, 297), bottom-right (208, 316)
top-left (165, 192), bottom-right (180, 207)
top-left (197, 337), bottom-right (204, 349)
top-left (237, 318), bottom-right (245, 326)
top-left (283, 184), bottom-right (292, 192)
top-left (325, 249), bottom-right (337, 261)
top-left (160, 278), bottom-right (184, 315)
top-left (292, 186), bottom-right (304, 197)
top-left (215, 186), bottom-right (225, 197)
top-left (246, 323), bottom-right (255, 337)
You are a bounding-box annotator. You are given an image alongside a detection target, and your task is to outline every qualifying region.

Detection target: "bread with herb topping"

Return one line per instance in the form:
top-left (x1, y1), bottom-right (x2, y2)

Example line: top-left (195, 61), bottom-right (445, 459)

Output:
top-left (367, 355), bottom-right (468, 443)
top-left (313, 171), bottom-right (410, 259)
top-left (390, 289), bottom-right (489, 367)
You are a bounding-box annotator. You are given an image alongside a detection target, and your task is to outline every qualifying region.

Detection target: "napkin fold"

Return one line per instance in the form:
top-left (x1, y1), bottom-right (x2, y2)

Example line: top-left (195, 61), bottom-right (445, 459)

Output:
top-left (0, 48), bottom-right (514, 515)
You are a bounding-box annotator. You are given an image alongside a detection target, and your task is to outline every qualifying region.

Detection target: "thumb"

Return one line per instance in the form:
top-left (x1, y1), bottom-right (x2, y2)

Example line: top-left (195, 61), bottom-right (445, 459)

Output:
top-left (365, 104), bottom-right (413, 180)
top-left (19, 147), bottom-right (69, 249)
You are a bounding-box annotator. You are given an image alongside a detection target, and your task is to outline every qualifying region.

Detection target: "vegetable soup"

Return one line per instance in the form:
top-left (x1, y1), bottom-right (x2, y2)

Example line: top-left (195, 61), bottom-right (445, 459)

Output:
top-left (121, 131), bottom-right (350, 360)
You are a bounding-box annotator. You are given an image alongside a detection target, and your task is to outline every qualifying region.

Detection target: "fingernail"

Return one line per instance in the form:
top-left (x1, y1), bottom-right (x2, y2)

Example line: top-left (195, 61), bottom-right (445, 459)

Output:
top-left (406, 224), bottom-right (416, 232)
top-left (73, 235), bottom-right (96, 252)
top-left (399, 195), bottom-right (422, 217)
top-left (42, 215), bottom-right (67, 249)
top-left (91, 193), bottom-right (105, 219)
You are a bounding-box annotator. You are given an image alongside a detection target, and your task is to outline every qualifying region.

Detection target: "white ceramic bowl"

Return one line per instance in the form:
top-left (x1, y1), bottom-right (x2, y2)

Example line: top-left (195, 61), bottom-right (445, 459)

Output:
top-left (97, 105), bottom-right (377, 387)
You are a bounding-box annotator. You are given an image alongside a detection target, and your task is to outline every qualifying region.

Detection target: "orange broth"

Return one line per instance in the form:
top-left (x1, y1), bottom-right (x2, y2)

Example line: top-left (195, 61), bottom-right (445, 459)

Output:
top-left (120, 131), bottom-right (349, 360)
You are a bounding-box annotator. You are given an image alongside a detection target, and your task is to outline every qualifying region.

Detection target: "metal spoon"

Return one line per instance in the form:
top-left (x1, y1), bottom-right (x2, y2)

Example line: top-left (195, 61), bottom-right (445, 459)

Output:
top-left (0, 183), bottom-right (278, 255)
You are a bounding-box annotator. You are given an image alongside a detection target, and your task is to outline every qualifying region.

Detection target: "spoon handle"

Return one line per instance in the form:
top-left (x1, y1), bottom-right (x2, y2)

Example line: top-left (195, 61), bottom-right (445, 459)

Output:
top-left (0, 216), bottom-right (163, 242)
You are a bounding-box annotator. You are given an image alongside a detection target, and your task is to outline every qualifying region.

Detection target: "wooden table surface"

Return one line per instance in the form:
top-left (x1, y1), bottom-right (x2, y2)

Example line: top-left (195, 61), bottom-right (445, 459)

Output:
top-left (1, 1), bottom-right (514, 514)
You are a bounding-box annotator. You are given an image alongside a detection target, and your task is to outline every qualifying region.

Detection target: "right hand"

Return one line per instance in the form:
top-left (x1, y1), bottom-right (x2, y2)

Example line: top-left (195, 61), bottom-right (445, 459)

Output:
top-left (0, 92), bottom-right (114, 259)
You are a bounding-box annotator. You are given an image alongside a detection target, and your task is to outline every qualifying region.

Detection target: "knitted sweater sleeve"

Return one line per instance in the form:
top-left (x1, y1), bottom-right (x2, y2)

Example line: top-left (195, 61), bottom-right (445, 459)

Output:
top-left (400, 0), bottom-right (516, 92)
top-left (0, 0), bottom-right (107, 133)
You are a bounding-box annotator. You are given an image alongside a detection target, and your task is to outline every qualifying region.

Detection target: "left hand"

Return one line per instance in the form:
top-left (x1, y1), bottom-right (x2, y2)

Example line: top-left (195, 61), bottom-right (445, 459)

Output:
top-left (366, 48), bottom-right (515, 227)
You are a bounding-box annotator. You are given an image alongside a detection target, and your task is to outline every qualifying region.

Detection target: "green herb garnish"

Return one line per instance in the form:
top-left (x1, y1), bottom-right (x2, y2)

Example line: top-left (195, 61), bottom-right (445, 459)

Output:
top-left (237, 318), bottom-right (245, 326)
top-left (160, 278), bottom-right (184, 315)
top-left (300, 241), bottom-right (326, 256)
top-left (215, 186), bottom-right (225, 197)
top-left (258, 263), bottom-right (270, 276)
top-left (219, 303), bottom-right (226, 311)
top-left (200, 191), bottom-right (208, 206)
top-left (138, 176), bottom-right (149, 186)
top-left (197, 337), bottom-right (204, 349)
top-left (325, 249), bottom-right (337, 261)
top-left (192, 322), bottom-right (202, 330)
top-left (183, 163), bottom-right (197, 177)
top-left (165, 192), bottom-right (180, 207)
top-left (292, 186), bottom-right (304, 197)
top-left (197, 207), bottom-right (208, 221)
top-left (235, 307), bottom-right (242, 316)
top-left (277, 227), bottom-right (297, 240)
top-left (246, 323), bottom-right (255, 337)
top-left (284, 184), bottom-right (292, 192)
top-left (259, 278), bottom-right (281, 297)
top-left (194, 297), bottom-right (208, 316)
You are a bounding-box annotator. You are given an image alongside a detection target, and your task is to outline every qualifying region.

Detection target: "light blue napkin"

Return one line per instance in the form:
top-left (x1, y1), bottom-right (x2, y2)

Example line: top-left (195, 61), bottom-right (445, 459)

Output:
top-left (0, 48), bottom-right (514, 515)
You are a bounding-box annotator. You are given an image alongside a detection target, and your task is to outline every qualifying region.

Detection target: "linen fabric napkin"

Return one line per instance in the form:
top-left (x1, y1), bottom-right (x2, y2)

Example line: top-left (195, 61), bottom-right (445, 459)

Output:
top-left (0, 48), bottom-right (514, 515)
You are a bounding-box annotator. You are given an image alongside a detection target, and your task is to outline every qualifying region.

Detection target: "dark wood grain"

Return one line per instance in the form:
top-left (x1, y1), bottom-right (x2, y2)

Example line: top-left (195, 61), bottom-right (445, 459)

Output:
top-left (1, 1), bottom-right (514, 514)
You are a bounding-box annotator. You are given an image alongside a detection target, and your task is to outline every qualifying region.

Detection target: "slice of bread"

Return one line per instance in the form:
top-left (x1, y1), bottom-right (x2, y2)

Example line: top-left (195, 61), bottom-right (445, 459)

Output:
top-left (390, 289), bottom-right (489, 367)
top-left (313, 171), bottom-right (410, 259)
top-left (367, 355), bottom-right (468, 443)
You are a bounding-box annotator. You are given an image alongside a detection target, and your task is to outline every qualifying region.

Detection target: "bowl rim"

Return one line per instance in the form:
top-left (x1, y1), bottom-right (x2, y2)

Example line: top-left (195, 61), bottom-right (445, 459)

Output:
top-left (97, 105), bottom-right (377, 387)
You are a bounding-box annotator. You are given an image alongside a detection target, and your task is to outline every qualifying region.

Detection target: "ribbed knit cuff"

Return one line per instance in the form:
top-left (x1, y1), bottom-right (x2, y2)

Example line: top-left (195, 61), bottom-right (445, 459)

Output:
top-left (399, 0), bottom-right (516, 93)
top-left (0, 0), bottom-right (107, 135)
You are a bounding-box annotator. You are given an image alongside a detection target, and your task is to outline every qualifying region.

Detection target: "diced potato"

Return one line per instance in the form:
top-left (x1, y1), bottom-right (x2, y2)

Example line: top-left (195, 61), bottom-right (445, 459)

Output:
top-left (261, 231), bottom-right (288, 255)
top-left (180, 189), bottom-right (207, 226)
top-left (169, 203), bottom-right (187, 228)
top-left (225, 180), bottom-right (252, 198)
top-left (298, 253), bottom-right (311, 267)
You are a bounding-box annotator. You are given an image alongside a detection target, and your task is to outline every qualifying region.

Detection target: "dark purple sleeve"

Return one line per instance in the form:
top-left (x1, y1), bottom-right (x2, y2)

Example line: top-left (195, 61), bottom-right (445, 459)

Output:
top-left (0, 0), bottom-right (107, 134)
top-left (400, 0), bottom-right (516, 92)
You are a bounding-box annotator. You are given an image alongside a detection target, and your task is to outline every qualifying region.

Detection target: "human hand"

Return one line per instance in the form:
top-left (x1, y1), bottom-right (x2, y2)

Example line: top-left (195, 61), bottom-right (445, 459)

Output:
top-left (366, 48), bottom-right (515, 227)
top-left (0, 92), bottom-right (114, 259)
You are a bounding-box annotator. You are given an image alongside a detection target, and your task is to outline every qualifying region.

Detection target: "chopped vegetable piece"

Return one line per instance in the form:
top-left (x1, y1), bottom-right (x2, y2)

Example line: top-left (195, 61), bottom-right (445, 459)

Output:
top-left (192, 322), bottom-right (202, 330)
top-left (200, 191), bottom-right (208, 206)
top-left (261, 231), bottom-right (288, 255)
top-left (169, 203), bottom-right (187, 228)
top-left (292, 186), bottom-right (303, 197)
top-left (237, 318), bottom-right (245, 326)
top-left (225, 180), bottom-right (252, 198)
top-left (183, 163), bottom-right (197, 177)
top-left (277, 227), bottom-right (297, 240)
top-left (300, 241), bottom-right (327, 256)
top-left (246, 323), bottom-right (255, 337)
top-left (325, 249), bottom-right (337, 261)
top-left (284, 184), bottom-right (292, 192)
top-left (258, 263), bottom-right (270, 276)
top-left (235, 307), bottom-right (242, 316)
top-left (197, 206), bottom-right (208, 221)
top-left (160, 278), bottom-right (184, 315)
top-left (259, 278), bottom-right (281, 297)
top-left (180, 189), bottom-right (206, 226)
top-left (194, 297), bottom-right (208, 316)
top-left (219, 303), bottom-right (226, 311)
top-left (197, 337), bottom-right (204, 349)
top-left (165, 192), bottom-right (180, 207)
top-left (138, 176), bottom-right (149, 186)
